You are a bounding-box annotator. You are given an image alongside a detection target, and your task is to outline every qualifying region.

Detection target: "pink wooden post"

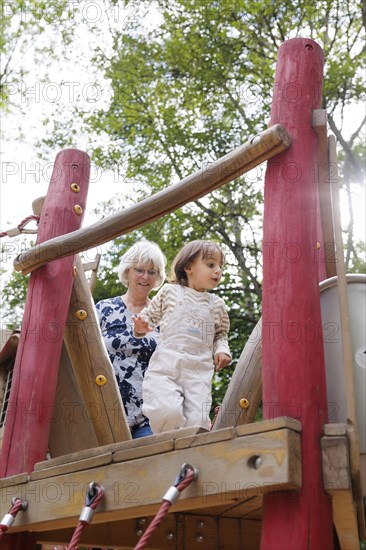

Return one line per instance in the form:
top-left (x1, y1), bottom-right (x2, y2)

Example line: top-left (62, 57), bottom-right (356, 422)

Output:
top-left (261, 39), bottom-right (333, 548)
top-left (0, 149), bottom-right (90, 477)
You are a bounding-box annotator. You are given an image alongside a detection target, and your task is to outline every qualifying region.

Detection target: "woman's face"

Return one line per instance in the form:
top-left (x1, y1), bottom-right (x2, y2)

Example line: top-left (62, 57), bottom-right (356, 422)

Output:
top-left (127, 262), bottom-right (159, 296)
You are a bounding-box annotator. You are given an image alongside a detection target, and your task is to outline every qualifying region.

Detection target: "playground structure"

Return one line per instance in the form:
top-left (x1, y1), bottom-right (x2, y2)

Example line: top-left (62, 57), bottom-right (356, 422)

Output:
top-left (0, 37), bottom-right (365, 549)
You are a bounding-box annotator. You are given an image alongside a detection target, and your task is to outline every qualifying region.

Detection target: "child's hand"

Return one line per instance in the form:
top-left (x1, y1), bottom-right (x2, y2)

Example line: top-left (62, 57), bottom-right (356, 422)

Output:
top-left (133, 314), bottom-right (153, 334)
top-left (214, 353), bottom-right (231, 372)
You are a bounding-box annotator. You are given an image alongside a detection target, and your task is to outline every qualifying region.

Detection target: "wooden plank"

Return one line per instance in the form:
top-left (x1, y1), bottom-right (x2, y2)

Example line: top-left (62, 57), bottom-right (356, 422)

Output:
top-left (322, 434), bottom-right (359, 548)
top-left (34, 426), bottom-right (207, 471)
top-left (14, 125), bottom-right (291, 275)
top-left (0, 532), bottom-right (37, 549)
top-left (217, 517), bottom-right (242, 550)
top-left (82, 252), bottom-right (101, 293)
top-left (113, 440), bottom-right (174, 462)
top-left (329, 134), bottom-right (365, 539)
top-left (213, 319), bottom-right (262, 430)
top-left (312, 109), bottom-right (337, 279)
top-left (321, 435), bottom-right (351, 490)
top-left (201, 496), bottom-right (263, 519)
top-left (0, 472), bottom-right (28, 488)
top-left (324, 422), bottom-right (347, 437)
top-left (2, 427), bottom-right (301, 532)
top-left (30, 452), bottom-right (113, 480)
top-left (35, 515), bottom-right (252, 550)
top-left (35, 517), bottom-right (177, 549)
top-left (175, 427), bottom-right (235, 450)
top-left (330, 491), bottom-right (360, 550)
top-left (261, 38), bottom-right (333, 548)
top-left (0, 332), bottom-right (19, 363)
top-left (182, 515), bottom-right (218, 549)
top-left (48, 343), bottom-right (99, 457)
top-left (235, 416), bottom-right (301, 437)
top-left (0, 149), bottom-right (90, 478)
top-left (64, 254), bottom-right (131, 445)
top-left (241, 519), bottom-right (261, 549)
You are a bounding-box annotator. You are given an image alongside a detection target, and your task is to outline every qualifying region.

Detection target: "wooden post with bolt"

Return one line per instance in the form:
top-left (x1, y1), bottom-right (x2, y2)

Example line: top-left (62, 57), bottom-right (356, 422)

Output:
top-left (261, 38), bottom-right (334, 548)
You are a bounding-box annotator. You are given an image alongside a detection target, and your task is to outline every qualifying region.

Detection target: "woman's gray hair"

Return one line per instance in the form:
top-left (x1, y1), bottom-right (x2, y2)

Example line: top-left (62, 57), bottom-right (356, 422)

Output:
top-left (117, 240), bottom-right (166, 289)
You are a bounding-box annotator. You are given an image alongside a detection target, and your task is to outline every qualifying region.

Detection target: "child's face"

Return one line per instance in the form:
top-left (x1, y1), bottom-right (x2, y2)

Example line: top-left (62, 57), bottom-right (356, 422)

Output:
top-left (184, 252), bottom-right (223, 292)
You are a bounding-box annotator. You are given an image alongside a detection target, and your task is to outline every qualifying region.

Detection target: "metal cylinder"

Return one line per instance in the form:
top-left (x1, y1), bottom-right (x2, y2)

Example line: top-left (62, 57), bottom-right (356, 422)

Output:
top-left (79, 506), bottom-right (94, 523)
top-left (163, 486), bottom-right (180, 504)
top-left (1, 514), bottom-right (15, 528)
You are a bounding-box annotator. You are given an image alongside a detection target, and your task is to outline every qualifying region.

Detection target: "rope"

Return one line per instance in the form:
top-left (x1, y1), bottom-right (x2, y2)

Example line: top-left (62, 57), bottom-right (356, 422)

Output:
top-left (0, 215), bottom-right (40, 238)
top-left (0, 498), bottom-right (28, 539)
top-left (66, 482), bottom-right (104, 550)
top-left (133, 463), bottom-right (198, 550)
top-left (210, 405), bottom-right (221, 429)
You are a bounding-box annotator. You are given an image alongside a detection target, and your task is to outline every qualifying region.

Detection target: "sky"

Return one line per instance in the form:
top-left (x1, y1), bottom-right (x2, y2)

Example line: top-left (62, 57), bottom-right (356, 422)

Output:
top-left (0, 2), bottom-right (161, 278)
top-left (0, 2), bottom-right (365, 284)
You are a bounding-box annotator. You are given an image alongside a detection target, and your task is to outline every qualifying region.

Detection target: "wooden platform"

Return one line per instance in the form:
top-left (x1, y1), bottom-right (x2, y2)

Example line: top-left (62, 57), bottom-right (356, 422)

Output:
top-left (0, 417), bottom-right (301, 549)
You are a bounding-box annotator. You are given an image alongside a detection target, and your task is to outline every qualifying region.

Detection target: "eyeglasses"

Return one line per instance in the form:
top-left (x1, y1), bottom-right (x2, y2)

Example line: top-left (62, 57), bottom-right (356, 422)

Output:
top-left (133, 267), bottom-right (158, 278)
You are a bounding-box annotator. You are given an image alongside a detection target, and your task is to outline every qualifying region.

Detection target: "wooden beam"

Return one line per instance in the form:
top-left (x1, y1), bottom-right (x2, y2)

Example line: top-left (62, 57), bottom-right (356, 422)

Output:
top-left (31, 196), bottom-right (124, 452)
top-left (213, 319), bottom-right (262, 430)
top-left (0, 331), bottom-right (19, 363)
top-left (82, 252), bottom-right (101, 293)
top-left (329, 135), bottom-right (366, 540)
top-left (13, 125), bottom-right (291, 275)
top-left (33, 515), bottom-right (261, 549)
top-left (312, 109), bottom-right (337, 279)
top-left (321, 427), bottom-right (360, 549)
top-left (33, 426), bottom-right (208, 471)
top-left (261, 38), bottom-right (334, 548)
top-left (0, 149), bottom-right (90, 478)
top-left (47, 343), bottom-right (100, 457)
top-left (0, 424), bottom-right (301, 533)
top-left (63, 254), bottom-right (131, 445)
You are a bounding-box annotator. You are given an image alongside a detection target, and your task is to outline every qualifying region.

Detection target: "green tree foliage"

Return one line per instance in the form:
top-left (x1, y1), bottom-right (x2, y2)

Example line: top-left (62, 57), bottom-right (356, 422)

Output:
top-left (0, 268), bottom-right (29, 328)
top-left (2, 0), bottom-right (365, 408)
top-left (0, 0), bottom-right (73, 111)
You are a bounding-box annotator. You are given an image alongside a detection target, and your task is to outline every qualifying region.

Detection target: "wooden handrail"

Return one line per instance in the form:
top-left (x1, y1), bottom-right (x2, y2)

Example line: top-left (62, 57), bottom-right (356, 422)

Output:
top-left (14, 124), bottom-right (290, 274)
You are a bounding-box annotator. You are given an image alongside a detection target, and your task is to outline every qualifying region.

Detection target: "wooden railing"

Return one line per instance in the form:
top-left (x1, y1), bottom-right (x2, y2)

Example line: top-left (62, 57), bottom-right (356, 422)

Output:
top-left (14, 124), bottom-right (290, 274)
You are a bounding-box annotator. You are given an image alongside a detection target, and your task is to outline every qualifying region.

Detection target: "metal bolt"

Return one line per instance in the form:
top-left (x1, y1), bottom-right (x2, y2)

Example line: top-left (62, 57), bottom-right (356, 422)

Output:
top-left (254, 456), bottom-right (262, 469)
top-left (239, 397), bottom-right (249, 409)
top-left (248, 454), bottom-right (262, 470)
top-left (75, 309), bottom-right (87, 321)
top-left (95, 375), bottom-right (107, 386)
top-left (250, 134), bottom-right (261, 145)
top-left (70, 183), bottom-right (80, 193)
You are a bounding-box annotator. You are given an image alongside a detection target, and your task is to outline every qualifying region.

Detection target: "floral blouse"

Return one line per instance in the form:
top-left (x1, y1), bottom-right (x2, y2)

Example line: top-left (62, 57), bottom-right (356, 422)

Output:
top-left (95, 296), bottom-right (159, 429)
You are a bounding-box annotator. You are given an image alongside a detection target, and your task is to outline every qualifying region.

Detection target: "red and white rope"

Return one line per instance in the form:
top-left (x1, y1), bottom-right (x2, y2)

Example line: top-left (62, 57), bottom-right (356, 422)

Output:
top-left (0, 215), bottom-right (40, 238)
top-left (66, 483), bottom-right (104, 550)
top-left (0, 498), bottom-right (28, 539)
top-left (133, 465), bottom-right (198, 550)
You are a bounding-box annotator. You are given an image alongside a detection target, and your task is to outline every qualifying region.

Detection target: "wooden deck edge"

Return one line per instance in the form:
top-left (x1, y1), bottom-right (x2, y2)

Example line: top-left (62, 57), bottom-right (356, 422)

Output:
top-left (31, 417), bottom-right (301, 475)
top-left (1, 426), bottom-right (301, 533)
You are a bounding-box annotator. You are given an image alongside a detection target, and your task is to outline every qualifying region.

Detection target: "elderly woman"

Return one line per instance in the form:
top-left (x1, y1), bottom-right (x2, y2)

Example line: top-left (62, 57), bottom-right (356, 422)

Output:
top-left (95, 240), bottom-right (166, 439)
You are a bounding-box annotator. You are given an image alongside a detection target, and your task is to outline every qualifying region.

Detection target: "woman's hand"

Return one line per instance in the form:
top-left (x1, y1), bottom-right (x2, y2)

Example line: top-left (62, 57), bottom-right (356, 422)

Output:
top-left (133, 314), bottom-right (153, 334)
top-left (214, 353), bottom-right (231, 372)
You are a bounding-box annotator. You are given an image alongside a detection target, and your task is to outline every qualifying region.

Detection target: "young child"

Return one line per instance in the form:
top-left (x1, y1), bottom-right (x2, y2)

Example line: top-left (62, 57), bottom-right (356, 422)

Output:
top-left (134, 240), bottom-right (231, 433)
